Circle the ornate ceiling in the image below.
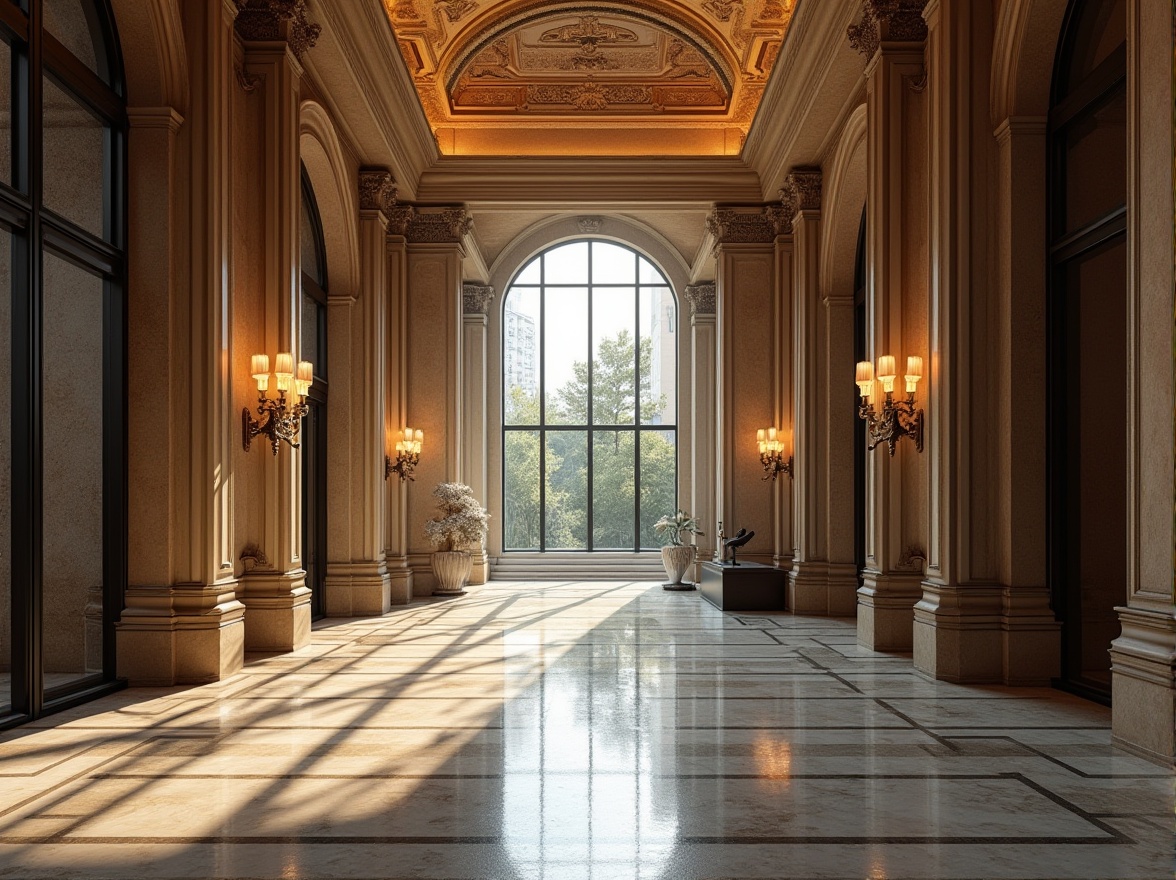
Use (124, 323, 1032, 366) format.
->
(383, 0, 795, 156)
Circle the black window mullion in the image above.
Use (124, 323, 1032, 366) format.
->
(586, 242, 593, 551)
(538, 254, 546, 552)
(632, 255, 640, 552)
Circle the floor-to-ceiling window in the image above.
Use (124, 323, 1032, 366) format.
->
(853, 209, 866, 585)
(0, 0, 127, 727)
(1047, 0, 1126, 703)
(300, 169, 327, 620)
(502, 240, 677, 552)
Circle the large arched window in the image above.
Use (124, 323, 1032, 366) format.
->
(0, 0, 127, 727)
(1047, 0, 1126, 703)
(503, 241, 677, 552)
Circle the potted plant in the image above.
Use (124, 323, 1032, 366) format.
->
(653, 509, 703, 591)
(424, 482, 490, 597)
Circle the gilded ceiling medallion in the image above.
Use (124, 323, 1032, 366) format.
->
(382, 0, 795, 156)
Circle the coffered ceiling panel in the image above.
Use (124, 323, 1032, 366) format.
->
(383, 0, 795, 156)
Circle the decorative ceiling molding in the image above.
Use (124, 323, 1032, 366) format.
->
(382, 0, 795, 156)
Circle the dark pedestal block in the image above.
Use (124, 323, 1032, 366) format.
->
(699, 561, 787, 611)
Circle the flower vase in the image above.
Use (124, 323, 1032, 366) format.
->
(661, 545, 697, 591)
(431, 550, 472, 597)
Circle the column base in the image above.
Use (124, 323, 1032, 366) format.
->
(857, 570, 922, 651)
(239, 570, 312, 652)
(115, 582, 245, 685)
(467, 550, 489, 586)
(912, 583, 1003, 681)
(1110, 605, 1176, 765)
(324, 561, 393, 617)
(410, 552, 436, 598)
(386, 556, 413, 606)
(1001, 585, 1061, 685)
(788, 561, 858, 616)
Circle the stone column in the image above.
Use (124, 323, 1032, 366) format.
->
(707, 208, 777, 568)
(767, 201, 795, 575)
(461, 283, 493, 585)
(405, 208, 470, 595)
(117, 0, 245, 684)
(384, 204, 415, 604)
(323, 170, 395, 616)
(231, 0, 321, 651)
(850, 0, 931, 651)
(685, 283, 717, 575)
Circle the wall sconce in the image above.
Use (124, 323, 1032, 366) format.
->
(243, 352, 312, 455)
(855, 355, 924, 456)
(757, 427, 793, 480)
(386, 427, 423, 481)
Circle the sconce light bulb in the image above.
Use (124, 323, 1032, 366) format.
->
(905, 355, 923, 380)
(251, 354, 270, 378)
(757, 429, 766, 443)
(414, 429, 424, 443)
(297, 361, 314, 386)
(274, 352, 294, 378)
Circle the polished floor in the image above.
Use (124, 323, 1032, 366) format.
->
(0, 580, 1171, 879)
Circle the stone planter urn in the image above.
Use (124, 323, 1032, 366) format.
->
(431, 550, 472, 597)
(661, 544, 697, 591)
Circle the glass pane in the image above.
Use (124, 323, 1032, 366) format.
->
(42, 251, 105, 692)
(0, 231, 9, 713)
(0, 39, 11, 186)
(640, 430, 677, 548)
(544, 287, 587, 425)
(641, 286, 675, 425)
(504, 287, 540, 425)
(513, 256, 541, 285)
(43, 76, 107, 239)
(638, 256, 662, 285)
(591, 241, 636, 284)
(504, 431, 541, 550)
(591, 287, 635, 425)
(592, 430, 634, 550)
(300, 292, 319, 373)
(300, 197, 321, 285)
(1064, 236, 1127, 691)
(544, 241, 588, 284)
(546, 430, 586, 549)
(1062, 84, 1126, 235)
(44, 0, 107, 83)
(1059, 0, 1125, 96)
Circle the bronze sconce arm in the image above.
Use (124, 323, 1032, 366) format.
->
(242, 353, 312, 455)
(757, 427, 794, 481)
(855, 355, 924, 456)
(385, 428, 423, 481)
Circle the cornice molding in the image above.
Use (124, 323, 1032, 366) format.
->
(683, 282, 716, 316)
(847, 0, 929, 60)
(462, 282, 495, 315)
(406, 206, 473, 244)
(358, 168, 398, 213)
(234, 0, 321, 59)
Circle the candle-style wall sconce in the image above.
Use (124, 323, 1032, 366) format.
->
(757, 427, 793, 480)
(855, 354, 924, 456)
(243, 352, 313, 455)
(386, 427, 423, 481)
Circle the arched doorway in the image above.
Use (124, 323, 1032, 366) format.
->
(501, 240, 678, 553)
(300, 168, 328, 620)
(0, 0, 127, 726)
(1046, 0, 1126, 702)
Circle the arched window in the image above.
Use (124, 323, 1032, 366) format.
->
(503, 241, 677, 552)
(1047, 0, 1126, 702)
(0, 0, 127, 726)
(300, 169, 328, 619)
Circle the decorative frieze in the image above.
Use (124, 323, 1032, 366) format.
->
(386, 206, 414, 237)
(577, 217, 603, 234)
(705, 208, 777, 246)
(684, 283, 716, 317)
(234, 0, 321, 60)
(847, 0, 928, 60)
(406, 207, 473, 243)
(358, 169, 398, 214)
(462, 283, 495, 315)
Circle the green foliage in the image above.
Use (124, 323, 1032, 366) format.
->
(504, 329, 675, 550)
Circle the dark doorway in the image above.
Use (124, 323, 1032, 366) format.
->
(853, 209, 867, 584)
(300, 171, 328, 620)
(1046, 0, 1127, 703)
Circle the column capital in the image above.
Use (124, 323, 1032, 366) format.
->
(462, 282, 495, 315)
(359, 168, 398, 215)
(847, 0, 928, 60)
(705, 207, 776, 249)
(406, 206, 473, 244)
(683, 283, 716, 316)
(234, 0, 321, 60)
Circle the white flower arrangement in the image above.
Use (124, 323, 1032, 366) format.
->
(424, 482, 490, 552)
(653, 509, 703, 547)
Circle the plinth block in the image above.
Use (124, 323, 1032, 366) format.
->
(700, 561, 786, 611)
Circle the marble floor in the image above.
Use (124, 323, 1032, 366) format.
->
(0, 580, 1171, 880)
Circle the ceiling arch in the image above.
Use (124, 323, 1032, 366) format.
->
(383, 0, 796, 156)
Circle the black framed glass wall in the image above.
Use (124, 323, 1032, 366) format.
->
(1046, 0, 1126, 703)
(300, 169, 327, 620)
(0, 0, 127, 727)
(502, 241, 677, 552)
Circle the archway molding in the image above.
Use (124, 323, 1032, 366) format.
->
(820, 102, 868, 303)
(299, 100, 360, 300)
